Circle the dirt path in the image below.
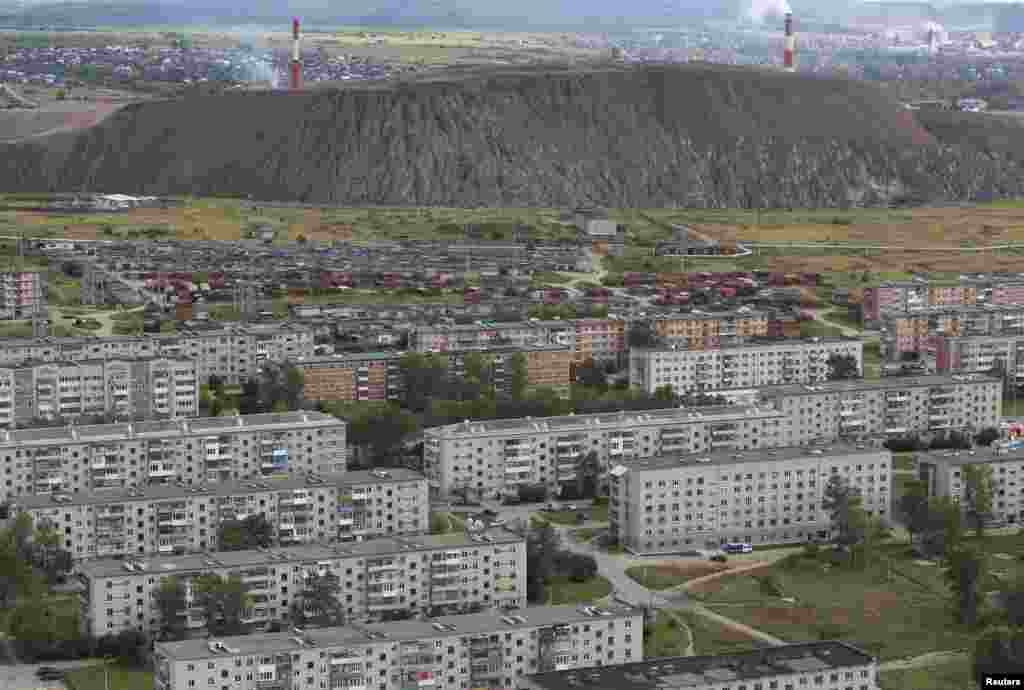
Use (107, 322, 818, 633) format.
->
(879, 650, 969, 671)
(812, 309, 861, 337)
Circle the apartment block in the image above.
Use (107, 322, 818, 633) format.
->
(0, 271, 44, 320)
(0, 357, 198, 426)
(917, 445, 1024, 526)
(712, 374, 1002, 445)
(929, 334, 1024, 377)
(411, 319, 628, 364)
(423, 406, 788, 501)
(863, 281, 976, 322)
(880, 305, 1024, 360)
(0, 412, 346, 500)
(522, 642, 879, 690)
(154, 604, 644, 690)
(629, 338, 864, 394)
(297, 353, 403, 403)
(411, 321, 575, 353)
(17, 468, 428, 560)
(78, 527, 525, 637)
(446, 345, 573, 396)
(650, 309, 768, 349)
(608, 444, 891, 554)
(572, 319, 627, 363)
(0, 322, 317, 385)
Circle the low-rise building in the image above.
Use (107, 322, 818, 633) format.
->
(917, 445, 1024, 526)
(154, 604, 644, 690)
(0, 357, 198, 426)
(423, 406, 788, 501)
(17, 468, 428, 560)
(608, 444, 891, 554)
(522, 642, 879, 690)
(297, 352, 404, 403)
(629, 338, 864, 394)
(0, 411, 346, 500)
(864, 281, 977, 323)
(928, 334, 1024, 379)
(710, 374, 1002, 445)
(78, 527, 525, 637)
(880, 305, 1024, 360)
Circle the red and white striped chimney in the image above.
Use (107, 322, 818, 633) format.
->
(783, 12, 795, 71)
(290, 17, 302, 90)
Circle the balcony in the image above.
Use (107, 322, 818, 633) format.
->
(368, 561, 399, 572)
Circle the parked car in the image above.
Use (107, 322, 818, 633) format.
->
(565, 504, 578, 511)
(35, 667, 60, 677)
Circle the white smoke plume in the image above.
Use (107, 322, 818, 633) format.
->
(746, 0, 792, 23)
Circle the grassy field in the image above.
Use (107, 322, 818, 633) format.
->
(569, 528, 601, 543)
(863, 338, 882, 380)
(625, 562, 728, 591)
(893, 453, 915, 471)
(823, 308, 863, 331)
(800, 320, 848, 338)
(678, 610, 771, 657)
(1002, 396, 1024, 417)
(541, 503, 609, 525)
(545, 576, 612, 605)
(877, 658, 974, 690)
(693, 533, 1024, 661)
(644, 610, 691, 658)
(64, 664, 153, 690)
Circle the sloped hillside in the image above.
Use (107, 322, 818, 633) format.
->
(1, 63, 1024, 207)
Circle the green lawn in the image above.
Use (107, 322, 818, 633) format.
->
(800, 320, 847, 338)
(824, 308, 863, 331)
(697, 535, 1024, 661)
(862, 338, 882, 380)
(570, 528, 601, 543)
(644, 610, 691, 658)
(64, 664, 153, 690)
(1002, 396, 1024, 417)
(542, 503, 608, 525)
(877, 658, 974, 690)
(545, 576, 612, 605)
(678, 610, 770, 657)
(626, 565, 702, 591)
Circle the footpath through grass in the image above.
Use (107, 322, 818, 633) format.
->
(694, 534, 1024, 661)
(644, 610, 691, 658)
(878, 658, 974, 690)
(64, 664, 153, 690)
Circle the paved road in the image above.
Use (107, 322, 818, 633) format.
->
(0, 659, 99, 690)
(879, 650, 969, 672)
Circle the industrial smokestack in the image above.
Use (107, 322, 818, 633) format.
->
(290, 17, 302, 90)
(783, 12, 795, 72)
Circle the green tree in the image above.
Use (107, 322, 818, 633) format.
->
(961, 464, 994, 538)
(193, 573, 251, 636)
(822, 474, 863, 548)
(946, 546, 984, 627)
(826, 353, 861, 380)
(154, 577, 188, 641)
(575, 358, 607, 390)
(898, 478, 931, 548)
(653, 384, 675, 402)
(526, 523, 560, 603)
(219, 514, 275, 551)
(509, 352, 529, 400)
(576, 450, 601, 500)
(291, 571, 345, 628)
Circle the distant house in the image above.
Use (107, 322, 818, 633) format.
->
(656, 225, 720, 256)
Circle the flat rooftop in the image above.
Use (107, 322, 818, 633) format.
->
(79, 526, 520, 579)
(0, 322, 315, 348)
(157, 603, 640, 661)
(632, 336, 861, 353)
(16, 468, 424, 510)
(916, 444, 1024, 467)
(425, 405, 786, 438)
(0, 411, 343, 447)
(729, 374, 999, 398)
(524, 643, 875, 690)
(612, 443, 889, 474)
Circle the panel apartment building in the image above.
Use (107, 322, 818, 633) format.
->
(411, 319, 627, 364)
(0, 322, 316, 385)
(297, 345, 573, 402)
(650, 309, 769, 349)
(710, 374, 1002, 444)
(522, 642, 880, 690)
(863, 281, 978, 323)
(880, 305, 1024, 360)
(0, 412, 346, 500)
(154, 604, 644, 690)
(17, 468, 428, 560)
(79, 527, 525, 637)
(917, 445, 1024, 526)
(929, 333, 1024, 377)
(0, 357, 198, 426)
(0, 270, 44, 320)
(608, 444, 891, 554)
(629, 338, 864, 394)
(423, 406, 788, 500)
